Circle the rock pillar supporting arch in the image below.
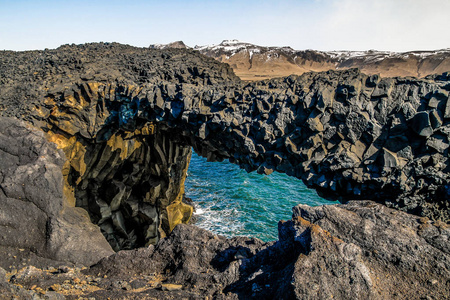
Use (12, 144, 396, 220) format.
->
(45, 90, 195, 249)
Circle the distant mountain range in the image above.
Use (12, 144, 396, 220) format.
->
(150, 40, 450, 80)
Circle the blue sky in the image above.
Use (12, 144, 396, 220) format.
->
(1, 0, 449, 51)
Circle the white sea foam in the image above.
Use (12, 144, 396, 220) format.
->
(195, 208, 205, 215)
(193, 202, 245, 238)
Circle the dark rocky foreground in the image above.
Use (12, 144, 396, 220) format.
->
(1, 201, 449, 299)
(0, 43, 449, 298)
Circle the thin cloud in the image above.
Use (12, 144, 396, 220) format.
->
(315, 0, 450, 51)
(0, 0, 448, 51)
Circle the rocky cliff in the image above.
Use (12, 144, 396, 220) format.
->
(0, 43, 449, 298)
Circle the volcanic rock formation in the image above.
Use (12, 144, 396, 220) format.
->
(0, 43, 449, 253)
(0, 43, 449, 298)
(0, 117, 114, 268)
(1, 43, 239, 252)
(83, 201, 450, 299)
(1, 201, 448, 299)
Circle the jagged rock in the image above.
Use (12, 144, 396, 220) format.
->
(445, 96, 450, 119)
(291, 201, 450, 299)
(80, 201, 449, 299)
(426, 135, 449, 153)
(0, 118, 113, 269)
(380, 147, 403, 170)
(430, 109, 443, 128)
(411, 111, 434, 137)
(372, 78, 394, 98)
(306, 114, 324, 132)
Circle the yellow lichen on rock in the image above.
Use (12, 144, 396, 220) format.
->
(136, 123, 155, 136)
(165, 156, 192, 232)
(42, 84, 194, 247)
(166, 200, 193, 232)
(46, 131, 82, 207)
(106, 132, 143, 161)
(68, 139, 88, 177)
(87, 82, 103, 96)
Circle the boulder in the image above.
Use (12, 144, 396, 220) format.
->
(411, 111, 433, 137)
(445, 96, 450, 119)
(0, 118, 113, 270)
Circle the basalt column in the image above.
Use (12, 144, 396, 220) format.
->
(39, 79, 195, 251)
(48, 126, 192, 251)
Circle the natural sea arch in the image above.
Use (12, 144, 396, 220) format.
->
(38, 70, 450, 250)
(1, 44, 449, 250)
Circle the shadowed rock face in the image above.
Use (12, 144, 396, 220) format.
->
(0, 43, 449, 253)
(0, 117, 114, 268)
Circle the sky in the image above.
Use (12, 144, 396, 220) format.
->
(1, 0, 449, 52)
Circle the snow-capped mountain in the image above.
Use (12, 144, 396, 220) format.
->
(194, 39, 295, 58)
(151, 40, 450, 80)
(149, 41, 189, 50)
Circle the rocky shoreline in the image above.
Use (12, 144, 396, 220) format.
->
(1, 201, 449, 299)
(0, 43, 449, 298)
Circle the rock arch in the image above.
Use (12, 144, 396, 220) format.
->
(1, 43, 449, 250)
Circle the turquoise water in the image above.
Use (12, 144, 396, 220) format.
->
(185, 151, 334, 242)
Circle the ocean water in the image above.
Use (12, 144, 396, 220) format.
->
(185, 151, 334, 242)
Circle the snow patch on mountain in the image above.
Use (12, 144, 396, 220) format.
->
(149, 40, 450, 75)
(194, 40, 295, 58)
(193, 40, 450, 63)
(195, 40, 261, 54)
